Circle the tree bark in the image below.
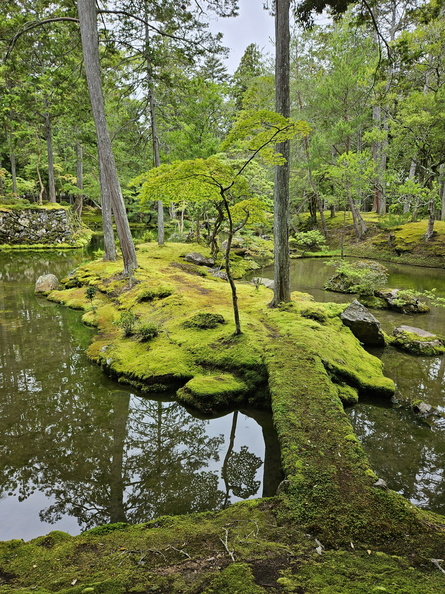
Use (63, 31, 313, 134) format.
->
(77, 0, 137, 274)
(145, 22, 164, 246)
(222, 192, 242, 336)
(99, 155, 117, 261)
(74, 141, 84, 218)
(272, 0, 291, 306)
(44, 110, 57, 203)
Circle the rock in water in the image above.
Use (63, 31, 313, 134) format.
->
(35, 273, 59, 295)
(340, 299, 385, 347)
(393, 325, 445, 356)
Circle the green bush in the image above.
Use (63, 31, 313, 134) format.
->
(325, 260, 388, 296)
(290, 230, 327, 255)
(136, 321, 160, 341)
(114, 311, 138, 336)
(141, 230, 155, 242)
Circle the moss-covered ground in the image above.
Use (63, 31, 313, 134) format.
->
(3, 241, 445, 592)
(305, 212, 445, 268)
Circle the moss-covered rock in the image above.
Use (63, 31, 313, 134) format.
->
(391, 325, 445, 356)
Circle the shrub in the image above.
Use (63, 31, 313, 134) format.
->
(85, 285, 97, 306)
(114, 311, 137, 336)
(325, 260, 388, 296)
(136, 321, 160, 341)
(290, 230, 327, 255)
(141, 230, 155, 242)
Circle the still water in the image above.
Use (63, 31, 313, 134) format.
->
(0, 250, 282, 541)
(255, 257, 445, 516)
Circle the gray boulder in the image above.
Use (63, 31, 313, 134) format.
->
(35, 273, 59, 295)
(340, 299, 385, 347)
(251, 277, 275, 290)
(183, 252, 215, 267)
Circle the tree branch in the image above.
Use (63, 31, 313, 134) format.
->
(3, 18, 79, 61)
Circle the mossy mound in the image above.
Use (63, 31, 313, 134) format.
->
(177, 373, 249, 413)
(183, 312, 226, 329)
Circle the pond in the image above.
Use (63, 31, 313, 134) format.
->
(0, 249, 282, 541)
(252, 257, 445, 515)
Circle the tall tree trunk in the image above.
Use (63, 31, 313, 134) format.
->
(10, 151, 17, 195)
(99, 156, 117, 261)
(272, 0, 291, 306)
(109, 391, 130, 524)
(425, 198, 435, 241)
(74, 141, 84, 218)
(404, 160, 417, 214)
(440, 165, 445, 221)
(44, 110, 57, 203)
(145, 22, 164, 246)
(77, 0, 137, 275)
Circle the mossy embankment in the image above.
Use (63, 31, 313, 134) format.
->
(3, 241, 445, 592)
(310, 212, 445, 267)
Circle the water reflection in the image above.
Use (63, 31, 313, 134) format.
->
(0, 250, 281, 541)
(349, 400, 445, 516)
(251, 257, 445, 514)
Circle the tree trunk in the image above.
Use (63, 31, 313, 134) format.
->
(44, 110, 57, 203)
(425, 198, 435, 241)
(77, 0, 137, 275)
(74, 142, 84, 218)
(295, 50, 328, 239)
(109, 391, 130, 524)
(404, 160, 417, 214)
(99, 156, 117, 261)
(272, 0, 291, 306)
(440, 164, 445, 221)
(148, 88, 164, 244)
(145, 23, 164, 246)
(222, 192, 242, 335)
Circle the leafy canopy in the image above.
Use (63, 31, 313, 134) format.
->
(133, 110, 310, 210)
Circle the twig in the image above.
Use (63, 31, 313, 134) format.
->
(220, 528, 235, 562)
(432, 559, 445, 574)
(165, 545, 191, 559)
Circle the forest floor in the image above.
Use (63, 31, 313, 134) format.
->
(2, 241, 445, 593)
(309, 212, 445, 268)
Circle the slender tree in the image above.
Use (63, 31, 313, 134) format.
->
(77, 0, 137, 274)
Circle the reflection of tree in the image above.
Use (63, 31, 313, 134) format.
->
(221, 411, 262, 507)
(0, 251, 283, 535)
(348, 402, 445, 515)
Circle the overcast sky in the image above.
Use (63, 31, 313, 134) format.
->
(209, 0, 275, 72)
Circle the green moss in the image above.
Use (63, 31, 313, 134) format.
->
(335, 383, 359, 405)
(391, 329, 445, 356)
(39, 240, 445, 577)
(203, 563, 266, 593)
(183, 312, 226, 329)
(177, 374, 249, 412)
(277, 550, 445, 593)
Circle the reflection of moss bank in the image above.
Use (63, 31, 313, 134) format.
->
(18, 241, 445, 592)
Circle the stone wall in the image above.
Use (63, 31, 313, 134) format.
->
(0, 207, 77, 245)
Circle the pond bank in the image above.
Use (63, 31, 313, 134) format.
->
(3, 242, 445, 592)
